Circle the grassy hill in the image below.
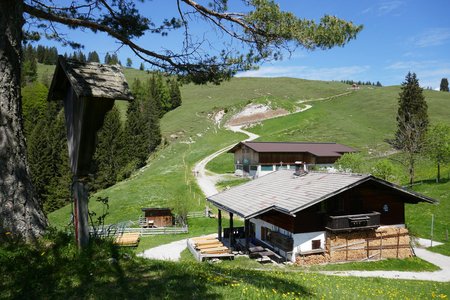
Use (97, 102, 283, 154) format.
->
(41, 63, 450, 250)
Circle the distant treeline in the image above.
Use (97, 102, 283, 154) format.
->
(341, 80, 382, 87)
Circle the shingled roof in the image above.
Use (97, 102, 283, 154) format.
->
(207, 170, 436, 219)
(228, 141, 357, 157)
(48, 56, 133, 101)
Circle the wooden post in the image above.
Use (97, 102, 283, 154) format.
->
(218, 209, 222, 241)
(380, 232, 383, 259)
(431, 214, 434, 247)
(366, 238, 369, 259)
(244, 219, 250, 252)
(73, 176, 89, 249)
(345, 236, 348, 261)
(229, 212, 234, 248)
(396, 230, 400, 258)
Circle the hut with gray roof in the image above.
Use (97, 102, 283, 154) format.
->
(207, 169, 436, 263)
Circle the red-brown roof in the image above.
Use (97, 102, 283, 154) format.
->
(228, 141, 357, 157)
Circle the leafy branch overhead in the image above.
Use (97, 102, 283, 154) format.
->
(24, 0, 363, 83)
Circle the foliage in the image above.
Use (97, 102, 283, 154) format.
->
(139, 62, 144, 71)
(425, 123, 450, 182)
(21, 81, 49, 135)
(390, 72, 429, 185)
(87, 51, 100, 63)
(91, 106, 126, 190)
(27, 105, 72, 213)
(21, 45, 38, 85)
(168, 78, 182, 110)
(335, 153, 365, 173)
(440, 78, 449, 92)
(126, 57, 132, 67)
(124, 79, 161, 167)
(371, 159, 397, 181)
(104, 53, 120, 65)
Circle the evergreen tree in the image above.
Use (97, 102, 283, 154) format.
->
(168, 79, 182, 109)
(21, 82, 48, 135)
(126, 57, 132, 67)
(21, 52, 37, 85)
(87, 51, 100, 62)
(27, 104, 71, 213)
(124, 79, 162, 168)
(104, 53, 111, 64)
(391, 72, 428, 185)
(440, 78, 449, 92)
(139, 62, 144, 71)
(92, 106, 125, 190)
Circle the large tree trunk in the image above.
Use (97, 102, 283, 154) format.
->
(0, 0, 47, 241)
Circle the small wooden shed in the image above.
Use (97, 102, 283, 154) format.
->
(48, 56, 133, 247)
(141, 208, 174, 227)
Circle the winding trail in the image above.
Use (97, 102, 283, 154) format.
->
(193, 125, 260, 197)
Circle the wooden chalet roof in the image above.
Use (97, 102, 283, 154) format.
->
(207, 170, 436, 219)
(48, 56, 133, 101)
(227, 142, 357, 157)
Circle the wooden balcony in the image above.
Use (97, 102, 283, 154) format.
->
(325, 212, 381, 232)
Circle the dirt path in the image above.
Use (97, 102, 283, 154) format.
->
(193, 125, 259, 197)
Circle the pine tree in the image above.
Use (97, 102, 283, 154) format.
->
(87, 51, 100, 63)
(126, 57, 132, 67)
(391, 72, 428, 185)
(440, 78, 449, 92)
(169, 79, 182, 109)
(139, 62, 144, 71)
(104, 53, 111, 64)
(92, 106, 125, 190)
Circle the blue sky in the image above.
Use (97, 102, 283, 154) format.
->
(37, 0, 450, 88)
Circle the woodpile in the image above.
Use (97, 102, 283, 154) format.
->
(295, 227, 413, 266)
(114, 233, 140, 247)
(191, 236, 231, 255)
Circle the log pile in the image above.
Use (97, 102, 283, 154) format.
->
(191, 236, 231, 255)
(114, 233, 140, 247)
(295, 227, 413, 266)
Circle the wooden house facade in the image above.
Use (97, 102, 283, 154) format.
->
(141, 208, 174, 227)
(207, 170, 436, 262)
(227, 142, 357, 177)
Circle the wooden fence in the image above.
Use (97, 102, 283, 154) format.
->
(90, 225, 188, 237)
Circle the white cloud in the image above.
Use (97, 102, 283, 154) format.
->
(386, 60, 439, 70)
(378, 1, 404, 15)
(411, 28, 450, 48)
(236, 65, 370, 81)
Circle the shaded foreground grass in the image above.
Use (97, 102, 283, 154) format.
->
(1, 232, 448, 299)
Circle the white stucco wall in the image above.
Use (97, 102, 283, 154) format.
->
(292, 231, 326, 260)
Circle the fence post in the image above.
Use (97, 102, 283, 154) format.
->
(431, 214, 434, 247)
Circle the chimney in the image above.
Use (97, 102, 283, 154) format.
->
(294, 161, 307, 176)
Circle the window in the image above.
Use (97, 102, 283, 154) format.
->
(261, 165, 273, 171)
(261, 226, 271, 241)
(250, 165, 258, 171)
(312, 239, 321, 250)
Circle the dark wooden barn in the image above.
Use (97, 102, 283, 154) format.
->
(141, 208, 174, 228)
(207, 170, 436, 263)
(228, 141, 357, 177)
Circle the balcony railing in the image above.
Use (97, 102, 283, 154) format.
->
(325, 211, 381, 232)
